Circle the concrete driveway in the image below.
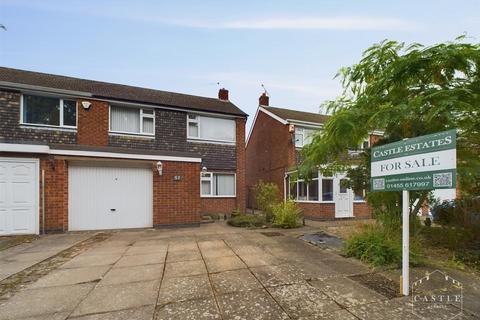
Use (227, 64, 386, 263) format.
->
(0, 223, 477, 319)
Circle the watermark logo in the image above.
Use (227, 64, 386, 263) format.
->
(411, 270, 463, 319)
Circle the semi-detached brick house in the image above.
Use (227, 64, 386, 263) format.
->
(246, 93, 382, 220)
(0, 67, 247, 235)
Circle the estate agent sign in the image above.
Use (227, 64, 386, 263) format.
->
(370, 129, 457, 297)
(371, 129, 456, 191)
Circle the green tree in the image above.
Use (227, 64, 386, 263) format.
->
(300, 36, 480, 216)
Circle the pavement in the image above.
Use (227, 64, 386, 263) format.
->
(0, 222, 478, 320)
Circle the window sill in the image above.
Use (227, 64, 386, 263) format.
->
(20, 124, 77, 132)
(201, 195, 236, 198)
(188, 137, 235, 145)
(109, 132, 155, 139)
(294, 200, 335, 204)
(353, 200, 366, 203)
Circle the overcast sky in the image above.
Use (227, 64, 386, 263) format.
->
(1, 0, 479, 130)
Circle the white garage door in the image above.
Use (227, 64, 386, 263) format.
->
(69, 163, 153, 231)
(0, 158, 39, 235)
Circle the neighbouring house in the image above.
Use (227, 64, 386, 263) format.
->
(246, 93, 382, 220)
(0, 67, 247, 235)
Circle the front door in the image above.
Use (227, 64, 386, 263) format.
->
(335, 176, 353, 218)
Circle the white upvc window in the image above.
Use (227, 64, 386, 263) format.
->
(287, 171, 335, 203)
(294, 127, 317, 148)
(200, 172, 236, 197)
(109, 105, 155, 135)
(20, 94, 77, 128)
(187, 114, 236, 143)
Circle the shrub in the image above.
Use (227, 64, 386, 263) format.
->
(271, 200, 302, 228)
(227, 214, 265, 228)
(254, 181, 281, 222)
(344, 223, 423, 267)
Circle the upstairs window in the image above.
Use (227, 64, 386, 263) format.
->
(187, 114, 235, 143)
(110, 106, 155, 135)
(294, 127, 317, 148)
(22, 94, 77, 128)
(201, 172, 236, 197)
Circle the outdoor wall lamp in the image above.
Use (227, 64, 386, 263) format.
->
(156, 161, 163, 176)
(81, 101, 91, 110)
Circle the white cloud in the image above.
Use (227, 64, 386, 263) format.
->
(1, 1, 416, 32)
(169, 16, 416, 31)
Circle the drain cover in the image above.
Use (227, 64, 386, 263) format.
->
(260, 232, 284, 237)
(301, 232, 343, 249)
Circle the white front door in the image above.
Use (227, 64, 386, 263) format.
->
(335, 176, 353, 218)
(69, 163, 153, 231)
(0, 158, 39, 235)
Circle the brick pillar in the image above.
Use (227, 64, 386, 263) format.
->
(77, 99, 109, 146)
(236, 118, 247, 213)
(41, 158, 68, 232)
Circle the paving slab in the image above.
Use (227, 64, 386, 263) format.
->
(0, 283, 94, 320)
(211, 269, 262, 294)
(125, 245, 168, 256)
(59, 253, 122, 269)
(168, 241, 198, 252)
(267, 282, 341, 318)
(69, 305, 155, 320)
(71, 280, 160, 316)
(4, 250, 61, 263)
(164, 260, 207, 278)
(204, 255, 246, 273)
(320, 257, 371, 275)
(99, 264, 163, 286)
(167, 250, 202, 263)
(29, 265, 110, 288)
(15, 312, 70, 320)
(80, 246, 128, 256)
(114, 252, 166, 267)
(201, 248, 235, 259)
(298, 309, 358, 320)
(251, 264, 310, 287)
(238, 253, 282, 267)
(157, 274, 213, 305)
(155, 297, 221, 320)
(197, 240, 228, 250)
(310, 276, 387, 308)
(217, 289, 289, 320)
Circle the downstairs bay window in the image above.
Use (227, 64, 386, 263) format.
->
(201, 172, 236, 197)
(287, 172, 335, 203)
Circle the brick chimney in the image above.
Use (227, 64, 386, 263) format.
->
(259, 92, 269, 106)
(218, 88, 229, 101)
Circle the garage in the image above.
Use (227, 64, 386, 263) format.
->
(68, 162, 153, 231)
(0, 158, 39, 235)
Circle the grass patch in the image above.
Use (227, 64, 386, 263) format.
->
(344, 222, 424, 267)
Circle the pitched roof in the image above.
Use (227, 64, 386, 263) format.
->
(264, 106, 330, 124)
(0, 67, 247, 117)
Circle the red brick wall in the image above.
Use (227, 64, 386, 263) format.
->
(297, 202, 372, 220)
(235, 118, 246, 212)
(77, 99, 109, 146)
(246, 110, 292, 207)
(201, 198, 236, 214)
(353, 202, 372, 218)
(298, 203, 336, 219)
(41, 158, 68, 232)
(153, 161, 201, 225)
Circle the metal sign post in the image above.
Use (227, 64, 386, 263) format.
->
(402, 190, 409, 295)
(370, 129, 457, 296)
